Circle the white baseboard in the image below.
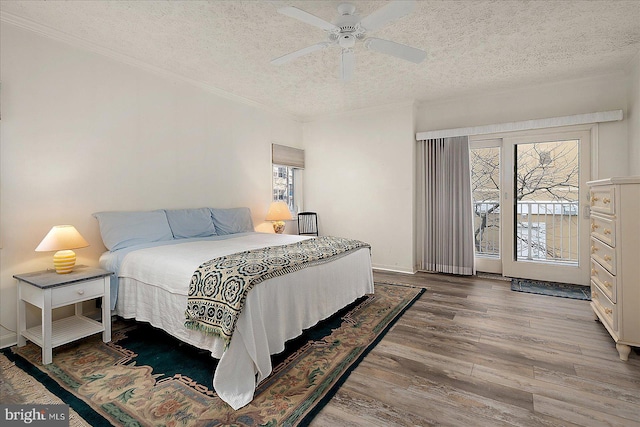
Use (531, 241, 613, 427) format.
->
(0, 332, 17, 349)
(372, 265, 416, 275)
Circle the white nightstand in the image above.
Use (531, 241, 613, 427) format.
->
(15, 265, 112, 364)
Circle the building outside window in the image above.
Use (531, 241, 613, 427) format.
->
(272, 143, 304, 216)
(273, 165, 295, 212)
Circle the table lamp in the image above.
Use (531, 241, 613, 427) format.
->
(35, 225, 89, 274)
(265, 201, 293, 234)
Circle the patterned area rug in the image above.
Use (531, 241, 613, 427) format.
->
(0, 354, 89, 426)
(3, 282, 423, 426)
(511, 278, 591, 300)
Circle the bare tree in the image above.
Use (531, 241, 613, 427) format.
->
(515, 142, 579, 202)
(471, 148, 500, 254)
(472, 141, 580, 260)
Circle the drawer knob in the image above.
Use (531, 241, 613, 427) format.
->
(603, 198, 611, 204)
(591, 246, 598, 253)
(77, 290, 85, 295)
(604, 308, 613, 315)
(593, 291, 598, 299)
(591, 223, 600, 230)
(604, 255, 612, 261)
(591, 269, 598, 275)
(604, 229, 611, 235)
(592, 196, 599, 202)
(604, 281, 612, 288)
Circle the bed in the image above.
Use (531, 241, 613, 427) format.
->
(95, 207, 374, 409)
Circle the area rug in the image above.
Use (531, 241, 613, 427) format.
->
(0, 353, 90, 426)
(3, 282, 423, 426)
(511, 278, 590, 300)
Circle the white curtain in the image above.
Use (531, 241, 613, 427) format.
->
(417, 136, 475, 275)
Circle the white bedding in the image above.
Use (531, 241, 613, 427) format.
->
(112, 232, 374, 409)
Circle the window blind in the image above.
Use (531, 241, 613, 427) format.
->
(272, 143, 304, 169)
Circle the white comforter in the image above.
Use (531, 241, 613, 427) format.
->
(113, 233, 373, 409)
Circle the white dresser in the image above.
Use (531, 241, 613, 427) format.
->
(588, 177, 640, 360)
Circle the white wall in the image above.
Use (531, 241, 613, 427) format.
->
(0, 24, 303, 346)
(628, 52, 640, 175)
(416, 73, 630, 180)
(303, 104, 416, 273)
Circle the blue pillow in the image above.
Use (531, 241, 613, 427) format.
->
(165, 208, 217, 239)
(210, 207, 254, 235)
(93, 210, 173, 251)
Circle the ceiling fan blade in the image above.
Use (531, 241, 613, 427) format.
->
(359, 0, 416, 32)
(278, 6, 339, 32)
(271, 42, 329, 65)
(364, 37, 426, 64)
(341, 49, 355, 82)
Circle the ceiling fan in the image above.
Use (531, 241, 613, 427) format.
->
(271, 0, 426, 82)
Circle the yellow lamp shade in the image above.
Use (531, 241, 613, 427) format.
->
(266, 202, 293, 234)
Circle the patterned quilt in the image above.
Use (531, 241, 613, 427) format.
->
(184, 236, 370, 346)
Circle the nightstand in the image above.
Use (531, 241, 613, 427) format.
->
(14, 265, 112, 364)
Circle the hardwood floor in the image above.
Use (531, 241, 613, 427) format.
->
(310, 271, 640, 427)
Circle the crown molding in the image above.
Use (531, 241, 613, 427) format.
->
(0, 11, 301, 123)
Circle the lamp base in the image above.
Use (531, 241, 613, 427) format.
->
(53, 250, 76, 274)
(272, 221, 286, 234)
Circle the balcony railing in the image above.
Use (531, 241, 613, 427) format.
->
(474, 201, 579, 264)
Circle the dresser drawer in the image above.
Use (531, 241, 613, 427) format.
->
(590, 186, 615, 215)
(51, 278, 105, 307)
(591, 282, 617, 333)
(590, 237, 616, 275)
(590, 260, 617, 302)
(590, 214, 616, 247)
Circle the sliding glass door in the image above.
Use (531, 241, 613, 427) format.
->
(470, 139, 502, 274)
(471, 127, 592, 284)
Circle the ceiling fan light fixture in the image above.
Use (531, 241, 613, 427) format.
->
(339, 34, 356, 49)
(272, 1, 425, 81)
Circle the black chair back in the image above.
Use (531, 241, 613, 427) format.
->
(297, 212, 318, 236)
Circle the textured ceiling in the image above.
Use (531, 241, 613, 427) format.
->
(1, 0, 640, 120)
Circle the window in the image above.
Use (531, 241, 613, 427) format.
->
(470, 144, 501, 259)
(271, 144, 304, 214)
(272, 165, 296, 211)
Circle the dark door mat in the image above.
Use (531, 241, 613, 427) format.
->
(511, 278, 591, 300)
